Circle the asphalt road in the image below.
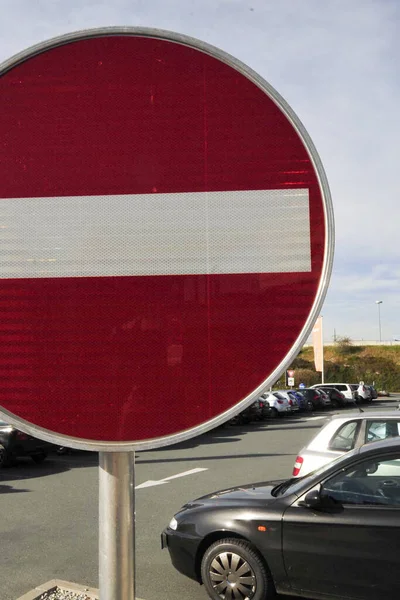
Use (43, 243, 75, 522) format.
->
(1, 397, 399, 600)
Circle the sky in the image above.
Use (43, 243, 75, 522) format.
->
(0, 0, 398, 342)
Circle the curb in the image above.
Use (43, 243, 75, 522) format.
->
(16, 580, 99, 600)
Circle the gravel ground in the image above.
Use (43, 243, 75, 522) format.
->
(38, 588, 96, 600)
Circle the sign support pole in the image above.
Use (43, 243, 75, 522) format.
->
(99, 451, 136, 600)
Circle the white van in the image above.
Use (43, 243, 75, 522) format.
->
(310, 383, 357, 404)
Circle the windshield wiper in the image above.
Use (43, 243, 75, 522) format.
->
(271, 478, 299, 497)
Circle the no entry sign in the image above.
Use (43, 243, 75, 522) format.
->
(0, 28, 333, 450)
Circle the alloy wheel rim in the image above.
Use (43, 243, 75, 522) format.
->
(209, 551, 256, 599)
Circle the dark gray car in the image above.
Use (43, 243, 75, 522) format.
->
(162, 438, 400, 600)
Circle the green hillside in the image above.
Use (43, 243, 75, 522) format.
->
(277, 342, 400, 392)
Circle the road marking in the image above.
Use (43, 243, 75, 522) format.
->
(136, 467, 208, 489)
(306, 416, 327, 421)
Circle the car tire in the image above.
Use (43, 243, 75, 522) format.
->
(306, 400, 313, 412)
(201, 538, 275, 600)
(1, 449, 16, 467)
(31, 452, 47, 464)
(270, 407, 279, 418)
(0, 445, 5, 469)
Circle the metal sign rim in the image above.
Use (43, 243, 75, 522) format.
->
(0, 26, 335, 451)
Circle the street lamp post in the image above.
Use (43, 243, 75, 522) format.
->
(375, 300, 383, 343)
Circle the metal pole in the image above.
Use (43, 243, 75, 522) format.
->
(99, 451, 136, 600)
(378, 303, 382, 343)
(321, 316, 325, 384)
(376, 300, 383, 343)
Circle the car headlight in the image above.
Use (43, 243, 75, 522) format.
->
(169, 516, 178, 530)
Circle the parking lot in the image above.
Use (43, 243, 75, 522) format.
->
(1, 396, 399, 600)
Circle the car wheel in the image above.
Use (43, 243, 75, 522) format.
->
(270, 407, 279, 418)
(305, 400, 313, 412)
(31, 452, 47, 464)
(1, 449, 16, 467)
(201, 538, 275, 600)
(0, 445, 5, 469)
(57, 447, 71, 455)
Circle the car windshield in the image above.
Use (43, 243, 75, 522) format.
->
(271, 451, 355, 497)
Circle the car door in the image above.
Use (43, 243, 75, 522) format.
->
(282, 452, 400, 599)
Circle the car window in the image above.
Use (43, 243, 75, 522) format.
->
(321, 454, 400, 506)
(365, 421, 400, 444)
(333, 384, 346, 391)
(329, 421, 359, 451)
(350, 384, 358, 391)
(273, 392, 285, 400)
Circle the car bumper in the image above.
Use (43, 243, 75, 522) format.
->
(161, 527, 201, 582)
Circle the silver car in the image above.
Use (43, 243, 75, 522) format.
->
(260, 391, 293, 417)
(292, 411, 400, 477)
(274, 390, 301, 412)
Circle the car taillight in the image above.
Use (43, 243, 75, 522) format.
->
(313, 393, 319, 400)
(289, 398, 293, 406)
(16, 431, 28, 441)
(293, 456, 304, 476)
(340, 393, 345, 398)
(277, 399, 284, 404)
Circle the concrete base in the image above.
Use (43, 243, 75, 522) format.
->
(16, 580, 99, 600)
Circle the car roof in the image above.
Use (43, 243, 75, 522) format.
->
(312, 383, 350, 386)
(328, 410, 400, 422)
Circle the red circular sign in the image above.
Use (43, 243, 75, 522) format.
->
(0, 29, 333, 449)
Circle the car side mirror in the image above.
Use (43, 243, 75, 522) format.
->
(303, 489, 321, 508)
(365, 463, 378, 475)
(300, 487, 343, 511)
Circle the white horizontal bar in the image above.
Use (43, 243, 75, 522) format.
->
(0, 189, 311, 278)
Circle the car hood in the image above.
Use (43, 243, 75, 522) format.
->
(181, 479, 285, 510)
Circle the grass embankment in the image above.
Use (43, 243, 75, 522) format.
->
(279, 345, 400, 392)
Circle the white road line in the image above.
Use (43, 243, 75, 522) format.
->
(306, 416, 327, 421)
(162, 467, 208, 481)
(136, 467, 208, 489)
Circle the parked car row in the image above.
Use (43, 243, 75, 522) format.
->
(229, 381, 380, 426)
(229, 390, 302, 424)
(312, 382, 378, 404)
